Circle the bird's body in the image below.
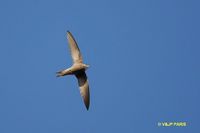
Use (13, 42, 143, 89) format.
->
(57, 31, 90, 110)
(57, 63, 89, 76)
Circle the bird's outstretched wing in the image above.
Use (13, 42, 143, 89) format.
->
(67, 31, 83, 63)
(75, 71, 90, 110)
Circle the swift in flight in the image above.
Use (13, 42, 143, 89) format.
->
(57, 31, 90, 110)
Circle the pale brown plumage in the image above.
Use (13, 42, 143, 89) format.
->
(57, 31, 90, 110)
(67, 31, 83, 64)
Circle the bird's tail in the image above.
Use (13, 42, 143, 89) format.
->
(56, 71, 63, 77)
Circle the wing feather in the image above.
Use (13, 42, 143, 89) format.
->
(75, 71, 90, 110)
(67, 31, 83, 63)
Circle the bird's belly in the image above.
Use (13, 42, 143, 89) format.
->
(71, 68, 85, 74)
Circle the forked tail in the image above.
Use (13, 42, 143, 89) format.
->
(56, 71, 63, 77)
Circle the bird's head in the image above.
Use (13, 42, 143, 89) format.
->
(83, 64, 90, 69)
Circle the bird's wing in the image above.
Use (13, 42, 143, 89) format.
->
(75, 71, 90, 110)
(67, 31, 83, 63)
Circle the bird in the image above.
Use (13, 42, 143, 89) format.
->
(56, 31, 90, 110)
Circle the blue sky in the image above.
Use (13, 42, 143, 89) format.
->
(0, 0, 199, 132)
